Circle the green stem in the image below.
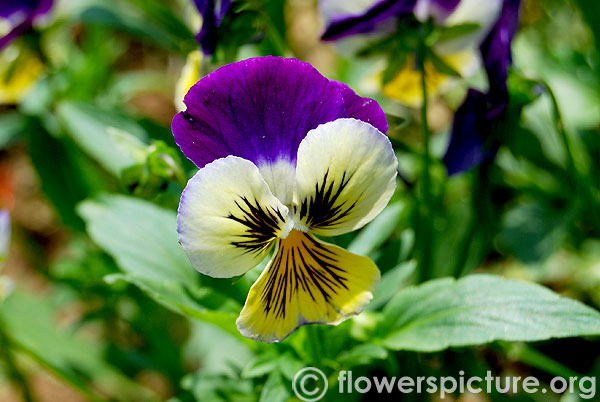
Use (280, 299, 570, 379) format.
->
(416, 39, 434, 283)
(451, 170, 478, 278)
(546, 83, 600, 229)
(0, 318, 35, 402)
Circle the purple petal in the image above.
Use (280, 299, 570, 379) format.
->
(173, 56, 388, 169)
(480, 0, 521, 113)
(0, 0, 35, 18)
(0, 0, 53, 50)
(193, 0, 232, 55)
(322, 0, 417, 41)
(333, 80, 388, 133)
(0, 20, 31, 50)
(442, 89, 488, 175)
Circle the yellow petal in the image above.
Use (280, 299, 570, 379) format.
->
(174, 50, 202, 111)
(237, 229, 380, 342)
(382, 51, 478, 107)
(0, 50, 44, 105)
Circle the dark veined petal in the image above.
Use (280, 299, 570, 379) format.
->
(172, 56, 387, 202)
(321, 0, 417, 41)
(177, 156, 292, 278)
(442, 89, 489, 175)
(237, 230, 379, 342)
(292, 118, 397, 236)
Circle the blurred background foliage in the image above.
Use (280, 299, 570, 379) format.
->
(0, 0, 599, 401)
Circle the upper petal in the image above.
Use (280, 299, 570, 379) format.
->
(172, 56, 388, 203)
(177, 155, 291, 278)
(173, 56, 345, 169)
(334, 80, 388, 133)
(293, 118, 397, 236)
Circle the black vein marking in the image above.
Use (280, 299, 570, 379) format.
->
(227, 196, 285, 254)
(296, 169, 358, 229)
(259, 232, 349, 320)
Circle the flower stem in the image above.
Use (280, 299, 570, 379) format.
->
(546, 83, 600, 229)
(416, 38, 434, 283)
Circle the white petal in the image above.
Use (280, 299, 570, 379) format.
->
(292, 118, 397, 236)
(178, 156, 292, 278)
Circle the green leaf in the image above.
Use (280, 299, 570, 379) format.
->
(348, 201, 406, 256)
(56, 101, 149, 177)
(79, 195, 254, 346)
(368, 260, 416, 310)
(0, 289, 159, 401)
(495, 201, 574, 263)
(0, 112, 26, 149)
(242, 350, 279, 379)
(436, 23, 480, 42)
(27, 120, 106, 230)
(337, 344, 388, 367)
(260, 371, 289, 402)
(78, 195, 193, 283)
(377, 274, 600, 352)
(428, 50, 461, 78)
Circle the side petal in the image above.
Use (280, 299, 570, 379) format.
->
(177, 156, 291, 278)
(237, 230, 379, 342)
(293, 118, 397, 236)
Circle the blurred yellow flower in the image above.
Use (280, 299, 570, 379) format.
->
(174, 50, 202, 111)
(0, 49, 44, 104)
(382, 50, 478, 107)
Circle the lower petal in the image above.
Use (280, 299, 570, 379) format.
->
(237, 230, 380, 342)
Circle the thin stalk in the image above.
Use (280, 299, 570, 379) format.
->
(0, 318, 35, 402)
(416, 40, 434, 283)
(451, 170, 478, 278)
(546, 83, 600, 229)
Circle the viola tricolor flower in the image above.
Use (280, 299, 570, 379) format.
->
(442, 0, 521, 175)
(173, 56, 397, 342)
(192, 0, 231, 55)
(0, 0, 53, 50)
(320, 0, 503, 107)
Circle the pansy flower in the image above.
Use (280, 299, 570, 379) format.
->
(173, 56, 397, 342)
(443, 0, 521, 175)
(0, 0, 53, 50)
(192, 0, 231, 55)
(320, 0, 503, 107)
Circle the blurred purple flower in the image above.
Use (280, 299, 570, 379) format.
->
(0, 0, 53, 50)
(443, 0, 521, 175)
(193, 0, 231, 55)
